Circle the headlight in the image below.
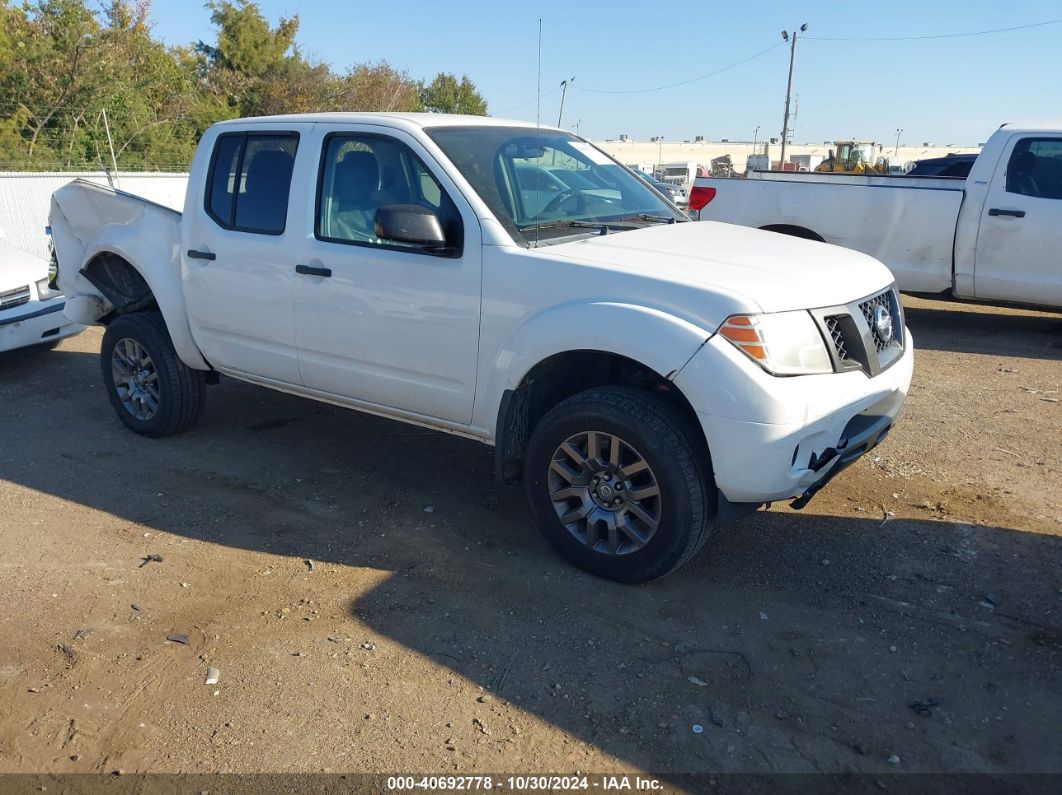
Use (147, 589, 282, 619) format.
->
(718, 311, 833, 375)
(35, 278, 62, 300)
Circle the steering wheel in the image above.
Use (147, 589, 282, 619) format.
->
(542, 188, 587, 214)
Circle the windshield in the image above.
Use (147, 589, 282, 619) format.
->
(426, 126, 686, 245)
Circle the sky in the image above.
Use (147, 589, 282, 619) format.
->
(147, 0, 1062, 145)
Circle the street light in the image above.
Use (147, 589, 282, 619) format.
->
(753, 125, 760, 151)
(894, 127, 903, 156)
(779, 23, 807, 170)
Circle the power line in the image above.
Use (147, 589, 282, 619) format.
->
(804, 16, 1062, 41)
(493, 85, 561, 116)
(573, 41, 785, 95)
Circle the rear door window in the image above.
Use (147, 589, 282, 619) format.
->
(206, 132, 299, 234)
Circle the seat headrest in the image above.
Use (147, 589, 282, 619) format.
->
(335, 150, 380, 202)
(1013, 150, 1037, 173)
(244, 149, 294, 194)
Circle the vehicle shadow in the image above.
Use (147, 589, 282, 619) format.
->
(2, 345, 1061, 775)
(902, 299, 1062, 360)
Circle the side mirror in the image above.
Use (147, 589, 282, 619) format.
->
(375, 204, 448, 250)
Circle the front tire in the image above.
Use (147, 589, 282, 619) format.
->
(101, 311, 206, 437)
(525, 386, 715, 583)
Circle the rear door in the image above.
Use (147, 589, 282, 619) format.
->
(974, 135, 1062, 306)
(290, 124, 482, 424)
(181, 124, 313, 384)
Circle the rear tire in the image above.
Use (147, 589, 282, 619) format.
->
(100, 311, 206, 437)
(525, 386, 715, 583)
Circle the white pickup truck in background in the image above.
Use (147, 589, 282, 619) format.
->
(50, 113, 912, 582)
(689, 123, 1062, 311)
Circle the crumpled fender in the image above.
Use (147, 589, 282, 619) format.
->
(476, 300, 711, 437)
(50, 181, 209, 371)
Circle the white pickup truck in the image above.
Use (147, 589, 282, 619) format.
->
(689, 123, 1062, 310)
(50, 113, 913, 582)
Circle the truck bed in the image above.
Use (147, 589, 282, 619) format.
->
(49, 179, 208, 370)
(51, 179, 182, 297)
(693, 173, 967, 294)
(745, 170, 964, 189)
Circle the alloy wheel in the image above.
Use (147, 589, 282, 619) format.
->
(547, 430, 661, 556)
(111, 337, 160, 421)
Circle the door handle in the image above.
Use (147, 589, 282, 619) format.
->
(295, 264, 332, 277)
(988, 208, 1025, 218)
(187, 249, 216, 260)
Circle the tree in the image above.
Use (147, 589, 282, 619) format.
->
(0, 0, 487, 170)
(96, 1, 212, 168)
(195, 3, 425, 116)
(338, 61, 422, 112)
(0, 0, 214, 169)
(0, 0, 104, 161)
(420, 72, 487, 115)
(195, 0, 302, 116)
(196, 0, 297, 78)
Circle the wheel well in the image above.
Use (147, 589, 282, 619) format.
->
(81, 251, 157, 322)
(495, 350, 705, 484)
(759, 224, 825, 242)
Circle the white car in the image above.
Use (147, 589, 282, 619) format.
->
(50, 113, 913, 582)
(0, 237, 83, 354)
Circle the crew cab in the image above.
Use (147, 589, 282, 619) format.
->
(50, 113, 913, 582)
(689, 124, 1062, 310)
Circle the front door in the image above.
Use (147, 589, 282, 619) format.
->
(181, 125, 311, 384)
(974, 135, 1062, 307)
(292, 126, 482, 424)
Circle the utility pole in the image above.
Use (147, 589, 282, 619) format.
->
(557, 76, 575, 127)
(779, 23, 807, 171)
(894, 127, 903, 156)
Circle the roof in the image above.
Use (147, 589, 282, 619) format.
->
(212, 112, 561, 132)
(997, 121, 1062, 133)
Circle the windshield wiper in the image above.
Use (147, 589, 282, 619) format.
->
(612, 213, 678, 224)
(518, 219, 611, 235)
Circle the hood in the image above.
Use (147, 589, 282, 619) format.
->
(1, 243, 48, 292)
(542, 220, 894, 314)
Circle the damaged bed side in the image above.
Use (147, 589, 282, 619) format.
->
(49, 179, 210, 370)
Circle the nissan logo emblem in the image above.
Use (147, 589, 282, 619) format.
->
(873, 305, 894, 342)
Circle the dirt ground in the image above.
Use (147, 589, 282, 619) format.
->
(0, 295, 1060, 782)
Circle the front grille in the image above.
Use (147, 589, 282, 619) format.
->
(813, 287, 904, 377)
(824, 315, 848, 360)
(859, 289, 899, 353)
(0, 285, 31, 311)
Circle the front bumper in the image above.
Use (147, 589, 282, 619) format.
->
(0, 297, 83, 353)
(675, 328, 914, 505)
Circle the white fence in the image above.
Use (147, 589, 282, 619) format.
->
(0, 172, 189, 260)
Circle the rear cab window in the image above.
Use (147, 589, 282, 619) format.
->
(206, 132, 299, 234)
